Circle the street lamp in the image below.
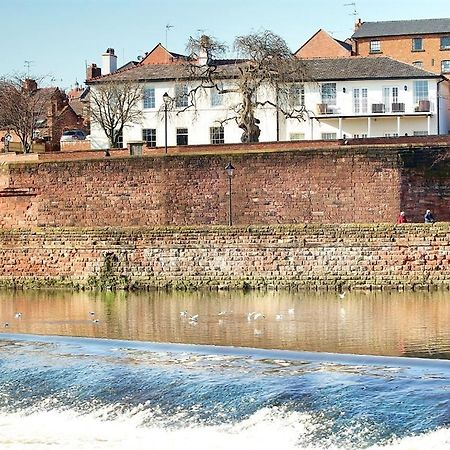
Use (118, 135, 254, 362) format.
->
(225, 162, 235, 226)
(163, 92, 171, 154)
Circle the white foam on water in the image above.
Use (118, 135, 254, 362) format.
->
(0, 406, 448, 450)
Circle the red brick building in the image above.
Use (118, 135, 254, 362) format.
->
(295, 29, 353, 58)
(352, 18, 450, 75)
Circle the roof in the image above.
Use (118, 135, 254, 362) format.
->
(302, 56, 439, 81)
(352, 18, 450, 38)
(87, 56, 440, 85)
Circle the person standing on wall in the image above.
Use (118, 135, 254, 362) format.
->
(424, 210, 435, 223)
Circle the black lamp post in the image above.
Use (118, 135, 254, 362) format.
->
(225, 162, 235, 226)
(163, 92, 171, 154)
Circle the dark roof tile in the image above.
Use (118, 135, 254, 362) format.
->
(87, 56, 440, 84)
(352, 18, 450, 38)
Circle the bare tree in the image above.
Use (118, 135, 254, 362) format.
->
(89, 80, 143, 148)
(179, 31, 311, 142)
(0, 76, 48, 153)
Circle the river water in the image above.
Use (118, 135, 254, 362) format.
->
(0, 289, 449, 449)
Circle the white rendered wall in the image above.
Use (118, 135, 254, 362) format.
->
(90, 77, 446, 149)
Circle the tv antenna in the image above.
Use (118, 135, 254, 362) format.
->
(344, 2, 358, 17)
(165, 24, 174, 49)
(24, 60, 34, 77)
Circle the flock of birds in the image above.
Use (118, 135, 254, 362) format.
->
(3, 311, 101, 328)
(2, 292, 348, 330)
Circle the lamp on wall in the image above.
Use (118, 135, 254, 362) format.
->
(343, 87, 346, 93)
(163, 92, 171, 154)
(404, 85, 408, 91)
(225, 162, 235, 226)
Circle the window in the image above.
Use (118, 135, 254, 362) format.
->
(143, 87, 155, 109)
(321, 132, 337, 140)
(442, 60, 450, 73)
(211, 83, 223, 106)
(413, 131, 428, 136)
(412, 37, 423, 51)
(413, 80, 429, 103)
(321, 83, 336, 106)
(370, 40, 381, 53)
(384, 133, 399, 137)
(290, 132, 305, 141)
(440, 36, 450, 50)
(412, 61, 423, 68)
(289, 84, 305, 107)
(142, 128, 156, 147)
(176, 128, 188, 145)
(115, 131, 123, 149)
(210, 126, 224, 144)
(175, 84, 189, 108)
(353, 88, 368, 114)
(353, 134, 368, 139)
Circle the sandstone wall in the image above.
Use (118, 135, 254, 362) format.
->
(0, 224, 449, 290)
(0, 146, 403, 227)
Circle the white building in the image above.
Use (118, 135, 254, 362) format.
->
(87, 52, 450, 149)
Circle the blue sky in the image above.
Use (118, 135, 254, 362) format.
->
(1, 0, 449, 90)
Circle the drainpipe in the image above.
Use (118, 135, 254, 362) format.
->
(436, 78, 444, 135)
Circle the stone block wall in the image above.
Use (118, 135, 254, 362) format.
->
(0, 224, 449, 290)
(0, 146, 403, 227)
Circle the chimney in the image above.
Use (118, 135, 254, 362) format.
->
(197, 35, 211, 66)
(354, 18, 363, 31)
(23, 78, 38, 92)
(102, 48, 118, 75)
(86, 63, 102, 80)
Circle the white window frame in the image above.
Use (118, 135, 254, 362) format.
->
(143, 87, 155, 109)
(142, 128, 156, 147)
(442, 60, 450, 73)
(321, 83, 336, 106)
(370, 40, 381, 52)
(175, 84, 189, 108)
(210, 126, 224, 144)
(413, 80, 429, 104)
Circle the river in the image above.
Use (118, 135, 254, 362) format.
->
(0, 289, 449, 449)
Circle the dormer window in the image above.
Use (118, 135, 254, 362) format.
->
(370, 40, 381, 53)
(412, 37, 423, 51)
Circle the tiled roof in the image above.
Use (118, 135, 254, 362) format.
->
(87, 56, 439, 84)
(302, 56, 439, 80)
(352, 18, 450, 38)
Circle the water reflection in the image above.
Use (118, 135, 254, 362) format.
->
(0, 289, 449, 359)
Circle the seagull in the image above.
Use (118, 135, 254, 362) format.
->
(14, 312, 22, 319)
(247, 312, 265, 321)
(275, 314, 283, 320)
(338, 292, 346, 300)
(89, 312, 95, 316)
(92, 319, 100, 323)
(4, 322, 9, 327)
(180, 310, 189, 318)
(189, 314, 198, 323)
(288, 308, 295, 315)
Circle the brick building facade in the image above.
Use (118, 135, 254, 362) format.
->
(352, 18, 450, 75)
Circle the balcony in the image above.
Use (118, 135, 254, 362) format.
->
(391, 102, 405, 113)
(371, 103, 385, 113)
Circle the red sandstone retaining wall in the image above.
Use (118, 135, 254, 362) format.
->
(0, 224, 449, 290)
(0, 146, 403, 227)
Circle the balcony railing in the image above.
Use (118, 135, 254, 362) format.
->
(371, 103, 385, 113)
(391, 102, 405, 112)
(415, 100, 430, 112)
